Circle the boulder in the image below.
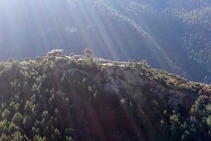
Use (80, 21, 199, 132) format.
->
(47, 49, 65, 57)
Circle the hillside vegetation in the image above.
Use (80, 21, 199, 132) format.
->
(0, 50, 210, 140)
(1, 0, 211, 83)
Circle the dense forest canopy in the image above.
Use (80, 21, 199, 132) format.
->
(0, 51, 210, 140)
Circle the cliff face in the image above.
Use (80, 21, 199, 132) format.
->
(53, 52, 197, 111)
(0, 51, 211, 140)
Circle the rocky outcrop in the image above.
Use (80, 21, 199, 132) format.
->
(47, 49, 65, 57)
(43, 50, 199, 111)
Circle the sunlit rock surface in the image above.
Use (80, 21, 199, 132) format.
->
(47, 49, 65, 57)
(43, 50, 198, 111)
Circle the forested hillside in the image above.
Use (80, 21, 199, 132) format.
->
(0, 0, 211, 83)
(93, 0, 211, 83)
(0, 50, 211, 140)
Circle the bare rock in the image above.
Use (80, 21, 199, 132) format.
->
(47, 49, 65, 57)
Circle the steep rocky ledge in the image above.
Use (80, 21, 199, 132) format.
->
(27, 49, 210, 112)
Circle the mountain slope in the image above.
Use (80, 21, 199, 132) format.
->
(92, 0, 211, 83)
(0, 50, 211, 140)
(1, 0, 211, 83)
